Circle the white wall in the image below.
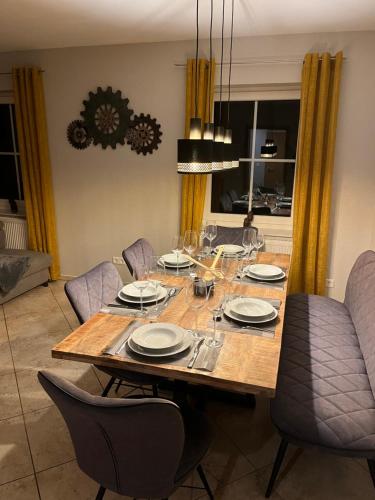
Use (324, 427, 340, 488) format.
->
(0, 30, 374, 299)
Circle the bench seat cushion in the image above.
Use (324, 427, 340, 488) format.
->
(271, 293, 375, 458)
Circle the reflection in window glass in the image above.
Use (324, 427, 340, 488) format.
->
(0, 155, 19, 200)
(211, 162, 250, 214)
(214, 101, 254, 158)
(0, 105, 13, 152)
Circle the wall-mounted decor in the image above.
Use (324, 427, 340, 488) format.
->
(80, 86, 133, 149)
(126, 113, 162, 155)
(66, 120, 93, 150)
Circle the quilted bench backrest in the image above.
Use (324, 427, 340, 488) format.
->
(345, 250, 375, 397)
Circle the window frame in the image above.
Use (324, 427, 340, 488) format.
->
(0, 95, 25, 216)
(203, 85, 301, 237)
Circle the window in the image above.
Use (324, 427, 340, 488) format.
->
(0, 103, 23, 213)
(210, 98, 300, 219)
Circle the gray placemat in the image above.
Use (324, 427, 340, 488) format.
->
(209, 296, 281, 339)
(103, 326, 223, 372)
(100, 286, 182, 318)
(233, 267, 287, 290)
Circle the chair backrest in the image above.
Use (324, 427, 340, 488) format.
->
(345, 250, 375, 397)
(65, 261, 123, 324)
(220, 193, 233, 212)
(122, 238, 154, 279)
(38, 370, 185, 499)
(211, 225, 257, 246)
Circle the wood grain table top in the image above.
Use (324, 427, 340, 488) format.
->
(52, 252, 290, 397)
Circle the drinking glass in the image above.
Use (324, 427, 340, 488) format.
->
(198, 223, 209, 259)
(206, 282, 227, 348)
(132, 265, 148, 314)
(205, 222, 217, 255)
(242, 227, 256, 267)
(183, 230, 198, 256)
(172, 235, 184, 275)
(255, 229, 265, 252)
(185, 279, 208, 339)
(147, 255, 162, 304)
(221, 255, 236, 284)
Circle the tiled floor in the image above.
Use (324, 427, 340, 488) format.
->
(0, 281, 374, 500)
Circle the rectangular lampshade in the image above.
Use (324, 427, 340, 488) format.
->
(223, 143, 233, 169)
(177, 139, 213, 173)
(212, 141, 224, 171)
(189, 118, 202, 140)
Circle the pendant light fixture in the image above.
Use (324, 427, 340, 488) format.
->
(228, 0, 239, 168)
(177, 0, 213, 174)
(203, 0, 214, 141)
(212, 0, 226, 171)
(222, 0, 233, 169)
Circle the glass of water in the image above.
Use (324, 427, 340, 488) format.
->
(205, 221, 217, 255)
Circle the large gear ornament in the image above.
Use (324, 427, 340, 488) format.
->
(80, 86, 133, 149)
(126, 113, 162, 155)
(66, 120, 92, 150)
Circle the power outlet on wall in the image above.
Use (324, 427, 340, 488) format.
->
(326, 278, 335, 288)
(112, 256, 125, 265)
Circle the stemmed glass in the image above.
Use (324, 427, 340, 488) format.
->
(205, 222, 217, 255)
(132, 264, 148, 315)
(172, 235, 184, 275)
(206, 282, 227, 348)
(198, 223, 208, 259)
(185, 279, 208, 340)
(242, 228, 256, 268)
(255, 229, 265, 253)
(221, 255, 237, 284)
(183, 230, 198, 257)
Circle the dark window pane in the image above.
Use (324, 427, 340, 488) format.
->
(10, 104, 19, 152)
(214, 101, 254, 157)
(255, 100, 300, 159)
(0, 104, 14, 152)
(0, 155, 19, 200)
(252, 161, 294, 217)
(211, 161, 250, 214)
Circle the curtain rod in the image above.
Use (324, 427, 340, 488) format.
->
(0, 70, 45, 76)
(174, 55, 346, 67)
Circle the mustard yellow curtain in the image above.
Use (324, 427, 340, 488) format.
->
(180, 58, 215, 235)
(288, 52, 343, 295)
(12, 67, 60, 280)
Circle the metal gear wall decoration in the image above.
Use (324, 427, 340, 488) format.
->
(126, 113, 162, 155)
(66, 120, 92, 150)
(80, 86, 133, 149)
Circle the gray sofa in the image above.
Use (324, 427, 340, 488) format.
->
(0, 222, 52, 304)
(266, 250, 375, 496)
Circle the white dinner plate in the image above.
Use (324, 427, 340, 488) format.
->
(158, 259, 192, 269)
(246, 264, 284, 278)
(215, 244, 244, 255)
(224, 304, 278, 324)
(121, 282, 157, 300)
(229, 297, 275, 321)
(161, 253, 190, 266)
(246, 271, 286, 282)
(117, 286, 167, 305)
(128, 330, 193, 357)
(131, 322, 185, 352)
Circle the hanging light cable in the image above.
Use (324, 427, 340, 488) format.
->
(227, 0, 240, 168)
(203, 0, 214, 141)
(212, 0, 225, 171)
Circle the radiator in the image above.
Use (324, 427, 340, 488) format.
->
(0, 216, 28, 249)
(264, 237, 292, 255)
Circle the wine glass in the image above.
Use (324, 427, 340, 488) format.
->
(185, 279, 208, 339)
(183, 230, 198, 256)
(242, 228, 256, 267)
(205, 222, 217, 255)
(221, 255, 236, 284)
(206, 282, 227, 348)
(198, 223, 209, 259)
(255, 230, 265, 252)
(132, 264, 148, 314)
(172, 235, 184, 275)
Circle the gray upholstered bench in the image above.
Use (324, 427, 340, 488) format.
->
(266, 250, 375, 496)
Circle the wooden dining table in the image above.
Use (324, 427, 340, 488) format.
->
(52, 252, 290, 398)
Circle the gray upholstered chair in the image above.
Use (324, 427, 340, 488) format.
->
(211, 225, 257, 246)
(64, 261, 160, 397)
(266, 250, 375, 496)
(122, 238, 154, 279)
(38, 370, 214, 500)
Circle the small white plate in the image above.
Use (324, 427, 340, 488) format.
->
(161, 253, 190, 266)
(246, 271, 286, 282)
(229, 297, 275, 320)
(128, 330, 193, 357)
(224, 304, 278, 324)
(131, 322, 185, 351)
(121, 282, 157, 300)
(117, 286, 168, 304)
(246, 264, 284, 278)
(215, 244, 244, 255)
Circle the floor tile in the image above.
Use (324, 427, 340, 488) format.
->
(0, 372, 22, 420)
(0, 415, 34, 485)
(257, 448, 375, 500)
(17, 364, 103, 414)
(0, 475, 39, 500)
(6, 308, 70, 340)
(24, 405, 74, 472)
(0, 319, 7, 340)
(0, 337, 15, 376)
(3, 286, 58, 321)
(0, 305, 4, 321)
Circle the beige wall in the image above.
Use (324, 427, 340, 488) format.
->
(0, 31, 374, 299)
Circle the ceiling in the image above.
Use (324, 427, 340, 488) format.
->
(1, 0, 375, 52)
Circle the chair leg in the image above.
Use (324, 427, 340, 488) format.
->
(197, 464, 214, 499)
(114, 379, 122, 393)
(265, 438, 289, 498)
(101, 376, 116, 397)
(96, 485, 106, 500)
(367, 459, 375, 488)
(152, 384, 159, 397)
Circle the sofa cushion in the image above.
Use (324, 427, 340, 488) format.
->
(345, 250, 375, 399)
(271, 293, 375, 457)
(0, 249, 51, 277)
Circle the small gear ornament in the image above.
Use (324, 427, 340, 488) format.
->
(66, 120, 92, 150)
(80, 86, 133, 149)
(126, 113, 162, 155)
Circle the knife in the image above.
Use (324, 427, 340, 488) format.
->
(187, 337, 205, 369)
